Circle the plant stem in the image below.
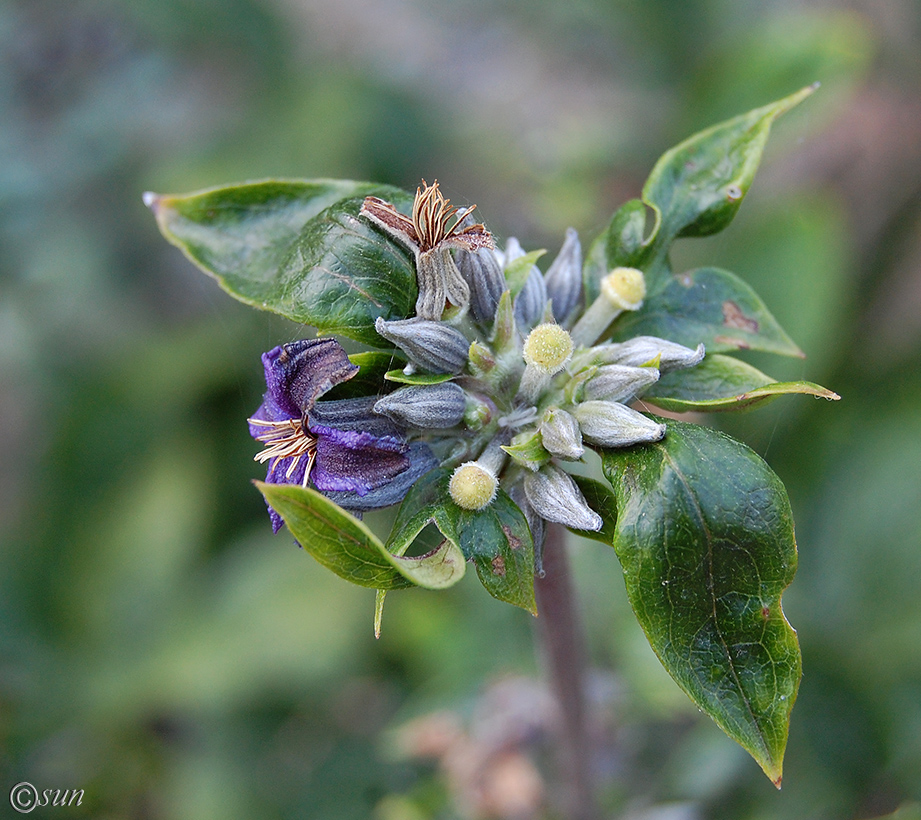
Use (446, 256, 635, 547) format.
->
(534, 522, 598, 820)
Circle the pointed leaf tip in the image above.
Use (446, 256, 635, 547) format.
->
(142, 191, 159, 210)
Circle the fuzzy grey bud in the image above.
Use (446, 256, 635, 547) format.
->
(514, 268, 548, 331)
(591, 336, 705, 372)
(583, 364, 660, 403)
(523, 465, 602, 532)
(457, 247, 505, 327)
(375, 317, 469, 374)
(543, 228, 582, 325)
(573, 400, 666, 447)
(373, 382, 467, 429)
(539, 408, 584, 460)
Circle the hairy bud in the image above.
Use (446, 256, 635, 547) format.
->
(523, 465, 602, 531)
(543, 228, 582, 325)
(573, 400, 666, 447)
(373, 382, 467, 429)
(449, 461, 499, 510)
(539, 407, 584, 460)
(375, 317, 469, 374)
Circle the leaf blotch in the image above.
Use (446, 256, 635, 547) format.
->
(492, 555, 506, 576)
(502, 524, 522, 550)
(722, 300, 759, 333)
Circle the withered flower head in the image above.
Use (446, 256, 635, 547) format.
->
(361, 180, 494, 320)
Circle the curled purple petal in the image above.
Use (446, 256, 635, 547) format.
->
(261, 338, 358, 419)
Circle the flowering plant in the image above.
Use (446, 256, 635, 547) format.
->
(149, 85, 837, 788)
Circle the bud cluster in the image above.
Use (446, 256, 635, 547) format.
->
(350, 183, 705, 558)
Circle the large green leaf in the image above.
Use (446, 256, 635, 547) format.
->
(256, 481, 465, 590)
(601, 420, 800, 786)
(645, 353, 840, 412)
(386, 468, 536, 614)
(611, 266, 803, 357)
(642, 84, 817, 243)
(149, 179, 416, 343)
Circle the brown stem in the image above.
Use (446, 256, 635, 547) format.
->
(534, 522, 599, 820)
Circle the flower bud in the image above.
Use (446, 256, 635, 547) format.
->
(539, 407, 583, 460)
(449, 461, 498, 511)
(457, 247, 505, 327)
(373, 382, 467, 429)
(523, 465, 602, 531)
(543, 228, 582, 325)
(572, 400, 666, 447)
(375, 317, 469, 374)
(522, 323, 574, 373)
(570, 267, 647, 347)
(601, 267, 646, 311)
(589, 336, 705, 372)
(583, 364, 660, 403)
(514, 268, 548, 331)
(519, 323, 575, 403)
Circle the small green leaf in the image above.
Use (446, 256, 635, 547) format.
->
(502, 429, 551, 471)
(611, 267, 803, 357)
(601, 421, 800, 786)
(150, 179, 416, 343)
(645, 353, 840, 412)
(642, 84, 818, 243)
(383, 369, 456, 385)
(256, 481, 465, 591)
(387, 468, 536, 613)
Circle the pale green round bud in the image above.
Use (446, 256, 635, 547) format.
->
(600, 267, 646, 311)
(449, 462, 498, 510)
(522, 323, 574, 374)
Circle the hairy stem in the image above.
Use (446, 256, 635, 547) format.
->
(534, 522, 598, 820)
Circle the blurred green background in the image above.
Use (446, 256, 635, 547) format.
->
(2, 1, 920, 818)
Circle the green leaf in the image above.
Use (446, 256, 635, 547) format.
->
(645, 353, 840, 412)
(383, 369, 455, 385)
(611, 266, 803, 357)
(642, 84, 818, 243)
(256, 481, 465, 590)
(601, 420, 800, 786)
(149, 179, 416, 343)
(386, 468, 536, 614)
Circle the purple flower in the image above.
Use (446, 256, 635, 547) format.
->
(249, 338, 436, 530)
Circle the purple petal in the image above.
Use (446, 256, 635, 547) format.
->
(311, 426, 409, 494)
(260, 338, 358, 419)
(321, 443, 439, 511)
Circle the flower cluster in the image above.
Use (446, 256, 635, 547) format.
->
(250, 180, 703, 554)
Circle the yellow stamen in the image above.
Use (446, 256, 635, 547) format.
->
(249, 417, 318, 487)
